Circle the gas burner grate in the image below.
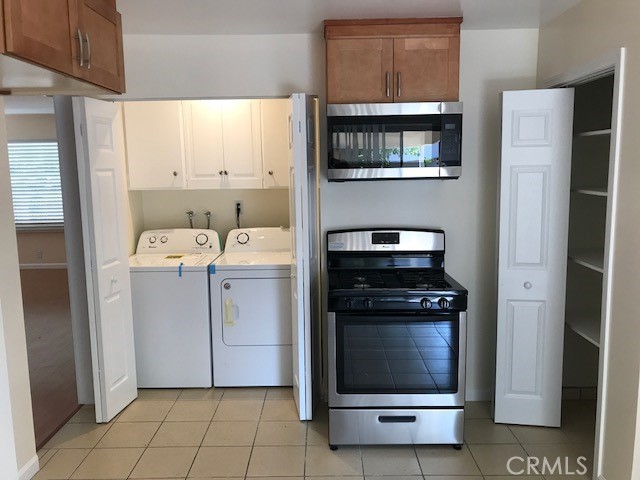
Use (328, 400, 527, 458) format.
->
(333, 270, 451, 290)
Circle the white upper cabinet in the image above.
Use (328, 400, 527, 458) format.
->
(183, 99, 263, 189)
(123, 101, 186, 190)
(261, 99, 290, 188)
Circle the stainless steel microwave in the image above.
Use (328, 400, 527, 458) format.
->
(327, 102, 462, 181)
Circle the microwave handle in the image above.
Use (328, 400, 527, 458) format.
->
(397, 72, 402, 98)
(385, 72, 391, 98)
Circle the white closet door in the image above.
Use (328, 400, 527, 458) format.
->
(495, 89, 574, 427)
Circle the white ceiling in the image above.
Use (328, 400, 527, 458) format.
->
(119, 0, 582, 36)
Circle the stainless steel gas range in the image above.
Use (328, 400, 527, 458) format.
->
(326, 228, 468, 449)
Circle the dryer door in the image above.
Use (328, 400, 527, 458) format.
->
(221, 277, 292, 346)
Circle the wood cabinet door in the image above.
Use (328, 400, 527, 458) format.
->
(123, 101, 186, 190)
(3, 0, 80, 76)
(77, 0, 125, 92)
(327, 38, 393, 104)
(183, 100, 225, 189)
(221, 100, 263, 189)
(260, 99, 290, 188)
(393, 36, 459, 102)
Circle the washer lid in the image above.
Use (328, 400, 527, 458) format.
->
(213, 252, 292, 270)
(129, 252, 220, 272)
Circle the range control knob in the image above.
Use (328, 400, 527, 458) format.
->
(438, 297, 451, 310)
(345, 298, 353, 310)
(420, 298, 432, 310)
(160, 236, 168, 243)
(195, 233, 209, 246)
(363, 298, 374, 309)
(148, 236, 157, 244)
(237, 232, 250, 245)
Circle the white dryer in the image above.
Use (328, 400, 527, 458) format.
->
(129, 228, 221, 388)
(210, 227, 292, 386)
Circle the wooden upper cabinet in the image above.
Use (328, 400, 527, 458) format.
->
(1, 0, 125, 93)
(3, 0, 80, 76)
(325, 18, 461, 104)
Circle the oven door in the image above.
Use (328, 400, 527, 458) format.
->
(328, 311, 466, 408)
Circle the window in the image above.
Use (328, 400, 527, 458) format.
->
(7, 141, 64, 227)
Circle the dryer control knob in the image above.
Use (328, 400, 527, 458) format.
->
(149, 236, 157, 244)
(363, 298, 374, 309)
(160, 236, 168, 243)
(195, 233, 208, 246)
(237, 232, 250, 245)
(420, 298, 432, 310)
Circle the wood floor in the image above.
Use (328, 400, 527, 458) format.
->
(21, 268, 78, 449)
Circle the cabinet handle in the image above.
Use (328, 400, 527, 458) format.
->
(172, 171, 178, 177)
(385, 72, 391, 97)
(219, 170, 224, 175)
(397, 72, 402, 97)
(224, 170, 229, 175)
(76, 29, 84, 67)
(268, 170, 274, 175)
(85, 33, 91, 69)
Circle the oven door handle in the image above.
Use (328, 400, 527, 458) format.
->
(377, 415, 416, 423)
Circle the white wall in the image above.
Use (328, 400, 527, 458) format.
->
(0, 100, 37, 475)
(538, 1, 640, 477)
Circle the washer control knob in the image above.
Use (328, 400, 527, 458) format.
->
(363, 298, 374, 309)
(420, 298, 432, 310)
(149, 236, 157, 244)
(345, 298, 353, 309)
(237, 232, 250, 245)
(438, 297, 451, 310)
(195, 233, 208, 246)
(160, 236, 168, 243)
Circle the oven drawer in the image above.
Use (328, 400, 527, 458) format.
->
(329, 408, 463, 445)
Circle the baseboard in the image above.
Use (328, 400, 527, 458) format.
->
(19, 263, 67, 270)
(18, 454, 39, 480)
(465, 387, 492, 402)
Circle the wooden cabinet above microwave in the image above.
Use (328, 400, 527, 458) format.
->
(324, 18, 461, 104)
(0, 0, 125, 94)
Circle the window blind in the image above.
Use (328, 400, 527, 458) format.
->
(7, 141, 64, 226)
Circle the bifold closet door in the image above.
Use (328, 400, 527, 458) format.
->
(495, 89, 574, 427)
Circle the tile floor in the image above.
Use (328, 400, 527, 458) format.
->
(35, 387, 596, 480)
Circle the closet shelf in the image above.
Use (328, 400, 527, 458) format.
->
(568, 249, 604, 273)
(571, 187, 608, 197)
(575, 129, 612, 138)
(566, 313, 601, 348)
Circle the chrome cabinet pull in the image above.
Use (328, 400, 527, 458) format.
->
(85, 33, 91, 69)
(76, 29, 84, 67)
(385, 72, 391, 97)
(397, 72, 402, 97)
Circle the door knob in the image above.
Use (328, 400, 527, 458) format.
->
(524, 281, 532, 289)
(111, 276, 118, 283)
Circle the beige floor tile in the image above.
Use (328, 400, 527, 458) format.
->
(67, 405, 95, 423)
(468, 443, 528, 476)
(465, 401, 492, 419)
(137, 388, 182, 400)
(70, 448, 143, 479)
(247, 445, 305, 476)
(416, 444, 481, 476)
(116, 399, 174, 422)
(254, 420, 307, 445)
(422, 476, 482, 480)
(37, 449, 57, 468)
(34, 449, 91, 480)
(307, 418, 329, 446)
(365, 477, 423, 480)
(202, 421, 258, 446)
(221, 387, 267, 400)
(44, 423, 111, 449)
(95, 422, 160, 448)
(266, 387, 293, 399)
(179, 387, 224, 400)
(213, 400, 263, 421)
(361, 446, 421, 476)
(188, 446, 252, 477)
(464, 418, 518, 444)
(129, 446, 198, 478)
(150, 421, 209, 447)
(509, 425, 571, 444)
(521, 443, 592, 477)
(166, 400, 219, 421)
(307, 477, 363, 480)
(485, 477, 542, 479)
(261, 399, 298, 421)
(305, 445, 363, 476)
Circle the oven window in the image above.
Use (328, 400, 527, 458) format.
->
(336, 314, 459, 394)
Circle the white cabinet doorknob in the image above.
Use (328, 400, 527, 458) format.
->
(524, 281, 532, 289)
(111, 276, 118, 283)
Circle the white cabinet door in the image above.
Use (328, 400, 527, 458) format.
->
(261, 99, 290, 188)
(495, 89, 574, 427)
(183, 100, 225, 189)
(123, 101, 186, 190)
(221, 100, 263, 189)
(74, 98, 138, 422)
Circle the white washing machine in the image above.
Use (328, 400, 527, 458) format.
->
(210, 227, 293, 386)
(129, 228, 222, 388)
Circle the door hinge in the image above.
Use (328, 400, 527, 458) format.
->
(79, 123, 84, 137)
(298, 121, 302, 133)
